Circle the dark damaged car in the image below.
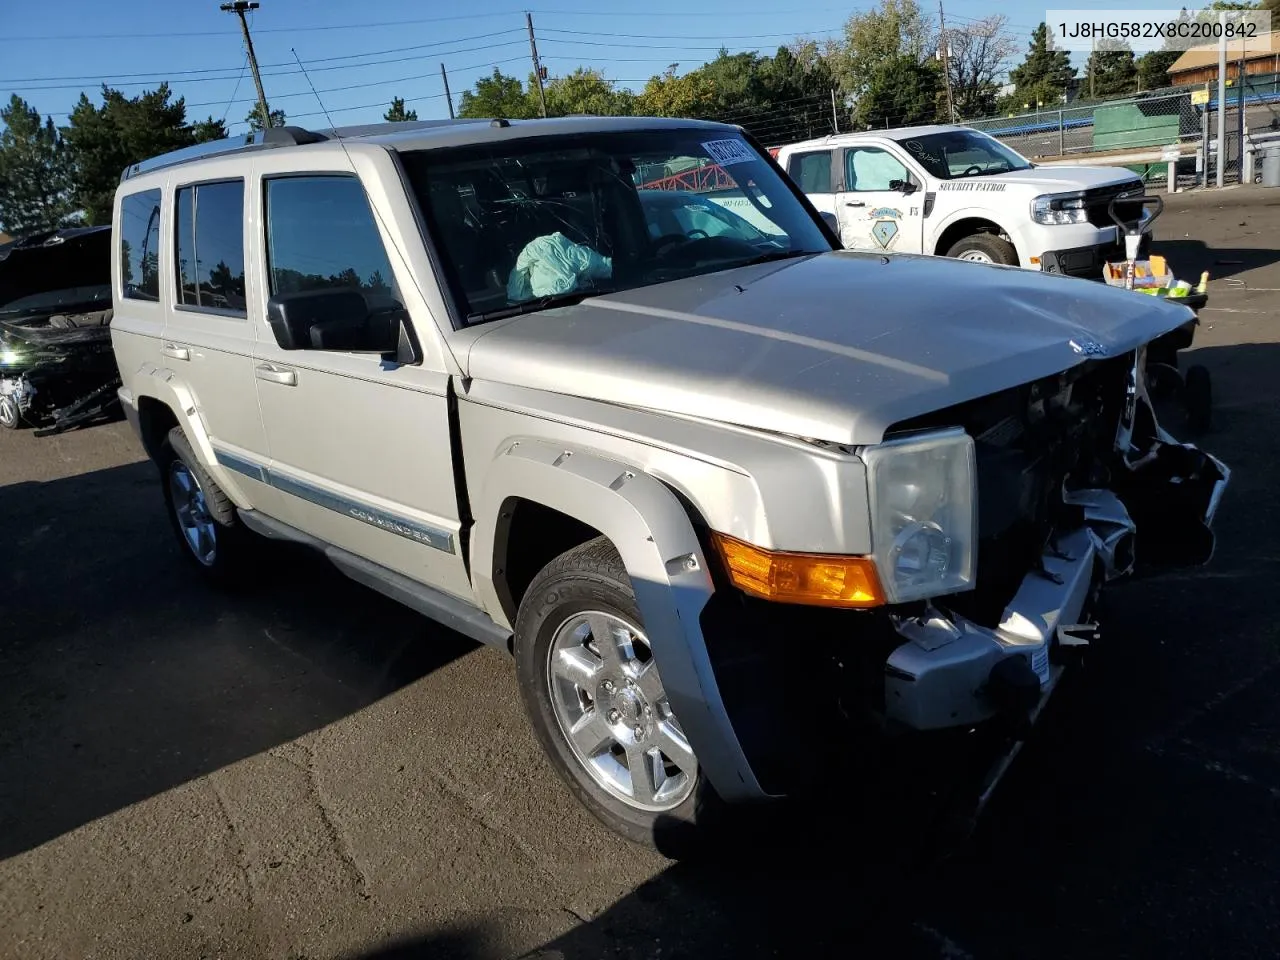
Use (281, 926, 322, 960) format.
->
(0, 225, 120, 434)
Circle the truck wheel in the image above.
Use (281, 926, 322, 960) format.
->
(513, 536, 721, 854)
(160, 425, 253, 583)
(0, 395, 23, 430)
(946, 233, 1019, 266)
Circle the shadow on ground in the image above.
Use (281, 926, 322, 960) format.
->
(350, 340, 1280, 959)
(0, 459, 478, 858)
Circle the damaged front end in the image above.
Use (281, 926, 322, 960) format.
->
(882, 343, 1228, 739)
(0, 226, 119, 434)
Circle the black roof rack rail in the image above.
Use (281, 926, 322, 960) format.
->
(119, 125, 329, 182)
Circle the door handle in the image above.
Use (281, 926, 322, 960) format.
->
(844, 201, 866, 208)
(161, 343, 190, 361)
(255, 363, 298, 387)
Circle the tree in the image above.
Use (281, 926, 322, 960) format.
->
(384, 97, 418, 123)
(62, 84, 201, 226)
(457, 68, 536, 119)
(245, 106, 286, 131)
(636, 64, 720, 118)
(753, 45, 840, 142)
(189, 116, 229, 143)
(825, 0, 935, 102)
(943, 15, 1018, 118)
(1006, 23, 1076, 109)
(1085, 40, 1138, 99)
(0, 95, 77, 236)
(542, 68, 635, 117)
(856, 55, 941, 128)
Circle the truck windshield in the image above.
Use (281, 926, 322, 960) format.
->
(399, 128, 833, 324)
(894, 130, 1033, 180)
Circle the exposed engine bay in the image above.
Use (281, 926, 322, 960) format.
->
(891, 345, 1227, 629)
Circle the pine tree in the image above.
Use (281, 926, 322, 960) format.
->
(0, 95, 77, 237)
(384, 97, 419, 122)
(1085, 41, 1138, 99)
(1007, 23, 1077, 106)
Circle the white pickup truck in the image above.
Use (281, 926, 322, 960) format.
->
(774, 124, 1155, 278)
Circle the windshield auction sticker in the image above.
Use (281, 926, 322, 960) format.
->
(1045, 9, 1273, 52)
(702, 139, 756, 166)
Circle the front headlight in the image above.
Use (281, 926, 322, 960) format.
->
(1031, 193, 1088, 225)
(862, 428, 977, 604)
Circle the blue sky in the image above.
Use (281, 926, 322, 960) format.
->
(3, 0, 1177, 134)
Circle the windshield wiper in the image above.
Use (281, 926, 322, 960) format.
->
(468, 287, 614, 324)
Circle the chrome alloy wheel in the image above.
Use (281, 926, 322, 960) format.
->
(169, 460, 218, 566)
(957, 249, 994, 263)
(547, 611, 697, 812)
(0, 396, 20, 428)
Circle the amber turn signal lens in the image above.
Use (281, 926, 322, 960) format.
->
(710, 532, 886, 608)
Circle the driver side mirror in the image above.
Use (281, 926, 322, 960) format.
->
(889, 178, 918, 195)
(266, 288, 419, 364)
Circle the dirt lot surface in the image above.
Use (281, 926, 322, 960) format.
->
(3, 186, 1280, 960)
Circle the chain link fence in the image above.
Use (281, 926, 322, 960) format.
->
(961, 74, 1280, 189)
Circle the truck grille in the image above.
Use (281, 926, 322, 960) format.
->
(1084, 180, 1146, 229)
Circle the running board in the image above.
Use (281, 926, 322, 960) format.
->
(237, 508, 513, 652)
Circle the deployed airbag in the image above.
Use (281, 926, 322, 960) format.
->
(507, 232, 612, 301)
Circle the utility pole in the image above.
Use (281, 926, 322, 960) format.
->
(830, 89, 839, 133)
(1216, 10, 1227, 187)
(1090, 37, 1096, 100)
(526, 11, 547, 118)
(441, 63, 455, 119)
(937, 0, 955, 122)
(220, 1, 272, 130)
(1238, 26, 1247, 183)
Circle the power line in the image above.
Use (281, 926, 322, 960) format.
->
(0, 29, 529, 85)
(10, 40, 531, 91)
(538, 26, 844, 41)
(0, 11, 529, 43)
(218, 55, 250, 124)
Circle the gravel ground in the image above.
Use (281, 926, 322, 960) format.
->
(2, 185, 1279, 960)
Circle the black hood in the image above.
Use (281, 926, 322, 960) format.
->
(0, 226, 112, 312)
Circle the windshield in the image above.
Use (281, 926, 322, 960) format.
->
(400, 128, 832, 323)
(894, 130, 1033, 180)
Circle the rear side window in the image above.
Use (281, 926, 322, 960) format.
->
(264, 176, 400, 301)
(119, 189, 162, 302)
(175, 179, 247, 315)
(788, 151, 832, 194)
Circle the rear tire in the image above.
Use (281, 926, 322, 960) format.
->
(159, 425, 255, 584)
(512, 536, 725, 855)
(945, 233, 1019, 266)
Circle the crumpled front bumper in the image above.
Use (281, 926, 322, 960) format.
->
(883, 447, 1230, 733)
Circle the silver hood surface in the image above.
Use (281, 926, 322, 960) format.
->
(461, 251, 1196, 447)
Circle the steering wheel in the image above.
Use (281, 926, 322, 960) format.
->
(652, 231, 709, 257)
(962, 165, 983, 176)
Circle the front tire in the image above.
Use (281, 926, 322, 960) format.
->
(513, 536, 722, 854)
(0, 395, 23, 430)
(159, 426, 254, 583)
(945, 232, 1019, 266)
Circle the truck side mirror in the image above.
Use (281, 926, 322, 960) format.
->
(890, 179, 917, 195)
(266, 288, 418, 364)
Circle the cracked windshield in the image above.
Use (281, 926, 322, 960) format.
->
(400, 129, 831, 322)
